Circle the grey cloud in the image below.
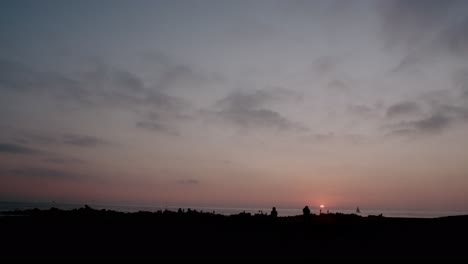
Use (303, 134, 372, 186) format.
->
(16, 132, 111, 148)
(15, 133, 57, 145)
(144, 51, 224, 91)
(408, 115, 451, 133)
(83, 64, 145, 93)
(218, 108, 294, 130)
(213, 89, 307, 131)
(144, 90, 189, 113)
(348, 104, 372, 115)
(385, 87, 468, 136)
(1, 138, 86, 165)
(217, 90, 274, 110)
(309, 132, 335, 142)
(327, 79, 349, 92)
(439, 104, 468, 120)
(156, 65, 197, 90)
(388, 104, 468, 136)
(217, 87, 301, 110)
(136, 121, 180, 136)
(42, 157, 84, 164)
(303, 132, 367, 145)
(0, 59, 39, 91)
(380, 0, 461, 48)
(313, 56, 342, 74)
(0, 143, 40, 154)
(386, 101, 421, 118)
(61, 134, 110, 147)
(178, 179, 200, 185)
(4, 167, 81, 180)
(0, 57, 192, 116)
(81, 64, 190, 114)
(135, 111, 184, 136)
(439, 16, 468, 57)
(1, 57, 193, 139)
(453, 70, 468, 98)
(380, 0, 468, 70)
(0, 59, 87, 101)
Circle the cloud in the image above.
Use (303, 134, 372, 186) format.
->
(4, 167, 81, 180)
(438, 16, 468, 57)
(61, 134, 111, 147)
(0, 143, 40, 155)
(327, 79, 349, 92)
(144, 90, 189, 113)
(217, 87, 302, 109)
(308, 132, 335, 142)
(379, 0, 468, 70)
(42, 157, 84, 164)
(135, 111, 184, 136)
(211, 88, 307, 131)
(0, 59, 87, 102)
(0, 59, 39, 91)
(217, 107, 295, 130)
(0, 57, 191, 114)
(348, 104, 372, 115)
(387, 104, 468, 136)
(453, 69, 468, 98)
(313, 56, 342, 75)
(406, 115, 451, 133)
(379, 0, 461, 47)
(386, 101, 421, 118)
(178, 179, 200, 185)
(136, 121, 180, 136)
(0, 56, 213, 144)
(143, 51, 223, 91)
(0, 139, 85, 165)
(156, 65, 198, 91)
(16, 132, 111, 148)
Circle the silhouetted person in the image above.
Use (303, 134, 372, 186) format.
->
(303, 206, 311, 221)
(270, 207, 278, 218)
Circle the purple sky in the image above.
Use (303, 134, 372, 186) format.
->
(1, 0, 468, 211)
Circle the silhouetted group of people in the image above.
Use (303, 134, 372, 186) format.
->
(269, 206, 312, 220)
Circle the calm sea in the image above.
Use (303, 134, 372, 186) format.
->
(0, 201, 466, 218)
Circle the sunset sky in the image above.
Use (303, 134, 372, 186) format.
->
(1, 0, 468, 211)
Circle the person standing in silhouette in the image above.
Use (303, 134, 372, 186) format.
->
(270, 207, 278, 218)
(303, 206, 311, 221)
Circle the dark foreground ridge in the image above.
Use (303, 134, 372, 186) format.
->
(1, 205, 468, 260)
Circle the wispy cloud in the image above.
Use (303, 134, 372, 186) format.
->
(178, 179, 200, 185)
(209, 88, 307, 131)
(4, 167, 82, 180)
(0, 143, 41, 155)
(16, 132, 112, 148)
(61, 134, 111, 147)
(42, 157, 84, 164)
(380, 0, 468, 71)
(136, 121, 180, 136)
(386, 101, 422, 118)
(387, 104, 468, 136)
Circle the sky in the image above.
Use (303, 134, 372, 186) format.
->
(1, 0, 468, 211)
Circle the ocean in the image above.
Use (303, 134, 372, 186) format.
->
(0, 201, 466, 218)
